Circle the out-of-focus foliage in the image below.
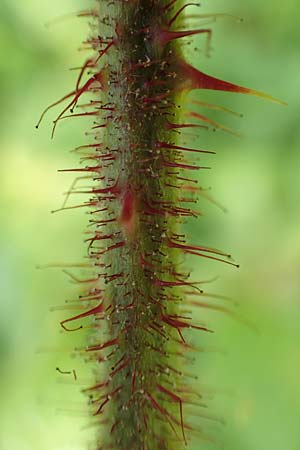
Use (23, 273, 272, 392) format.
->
(0, 0, 299, 449)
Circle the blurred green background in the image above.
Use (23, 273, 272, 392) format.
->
(0, 0, 299, 449)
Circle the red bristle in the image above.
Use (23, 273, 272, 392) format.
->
(86, 338, 119, 353)
(167, 3, 200, 28)
(156, 384, 186, 444)
(145, 392, 180, 440)
(177, 57, 285, 103)
(156, 140, 215, 154)
(60, 302, 105, 330)
(154, 27, 212, 48)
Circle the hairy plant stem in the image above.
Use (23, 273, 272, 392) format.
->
(38, 1, 283, 449)
(91, 2, 186, 448)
